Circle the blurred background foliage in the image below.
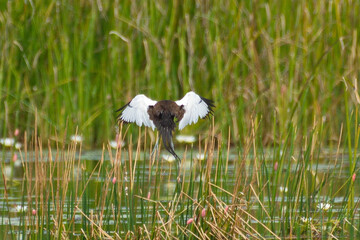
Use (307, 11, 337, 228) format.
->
(0, 0, 359, 147)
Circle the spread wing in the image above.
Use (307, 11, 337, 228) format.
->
(116, 94, 157, 130)
(175, 91, 215, 130)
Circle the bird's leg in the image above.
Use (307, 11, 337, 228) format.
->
(175, 154, 182, 183)
(150, 137, 160, 162)
(165, 139, 182, 183)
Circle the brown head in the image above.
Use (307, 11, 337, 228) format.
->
(147, 100, 185, 161)
(147, 100, 185, 131)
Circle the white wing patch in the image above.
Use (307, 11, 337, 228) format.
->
(117, 94, 157, 130)
(175, 91, 214, 130)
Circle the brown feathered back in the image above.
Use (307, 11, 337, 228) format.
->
(147, 100, 185, 160)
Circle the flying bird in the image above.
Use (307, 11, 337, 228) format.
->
(116, 91, 215, 162)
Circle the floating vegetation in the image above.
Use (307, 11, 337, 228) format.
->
(162, 154, 176, 163)
(176, 135, 197, 144)
(70, 135, 83, 143)
(0, 138, 15, 147)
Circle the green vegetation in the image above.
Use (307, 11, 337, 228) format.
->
(1, 0, 360, 239)
(0, 121, 359, 239)
(1, 0, 359, 145)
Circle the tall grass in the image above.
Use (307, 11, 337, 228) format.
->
(1, 1, 359, 146)
(1, 1, 360, 239)
(1, 117, 359, 239)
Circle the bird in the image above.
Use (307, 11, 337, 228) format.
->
(116, 91, 215, 164)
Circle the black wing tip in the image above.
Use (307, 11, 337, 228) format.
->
(115, 101, 131, 122)
(115, 101, 130, 113)
(200, 96, 215, 108)
(117, 118, 130, 125)
(200, 96, 215, 117)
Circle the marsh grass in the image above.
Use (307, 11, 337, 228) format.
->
(1, 117, 359, 239)
(1, 0, 360, 239)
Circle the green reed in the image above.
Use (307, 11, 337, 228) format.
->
(0, 113, 359, 239)
(1, 0, 360, 239)
(1, 1, 360, 147)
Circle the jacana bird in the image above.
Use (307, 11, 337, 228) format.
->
(116, 91, 215, 164)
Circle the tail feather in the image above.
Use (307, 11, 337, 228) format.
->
(160, 127, 180, 161)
